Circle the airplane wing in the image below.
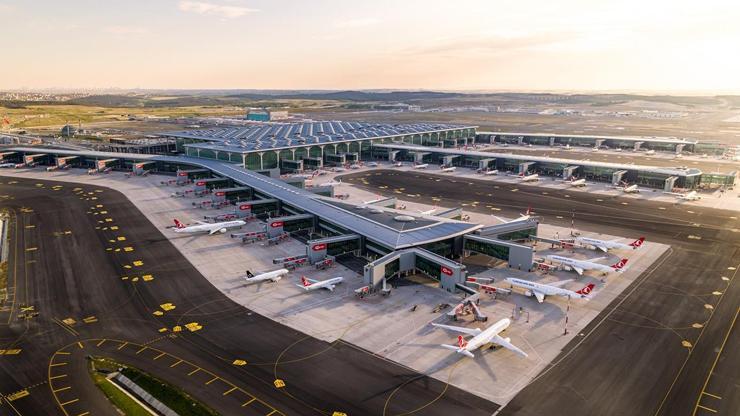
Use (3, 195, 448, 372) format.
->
(549, 279, 574, 288)
(208, 227, 223, 235)
(533, 291, 545, 303)
(573, 266, 584, 275)
(590, 257, 606, 262)
(491, 335, 528, 358)
(431, 323, 482, 337)
(594, 244, 608, 252)
(194, 220, 208, 225)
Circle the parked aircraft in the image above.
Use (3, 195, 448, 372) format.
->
(0, 163, 15, 168)
(505, 277, 594, 303)
(419, 206, 437, 215)
(567, 178, 587, 187)
(172, 218, 246, 235)
(244, 268, 288, 284)
(546, 255, 628, 275)
(483, 169, 499, 175)
(431, 318, 528, 358)
(575, 236, 645, 252)
(413, 163, 429, 169)
(518, 173, 539, 182)
(645, 150, 656, 155)
(441, 166, 457, 172)
(296, 275, 344, 291)
(666, 190, 701, 201)
(393, 162, 404, 167)
(617, 183, 640, 193)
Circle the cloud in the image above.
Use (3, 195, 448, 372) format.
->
(334, 17, 380, 29)
(403, 32, 581, 57)
(178, 1, 257, 19)
(104, 25, 148, 35)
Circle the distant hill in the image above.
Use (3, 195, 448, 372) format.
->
(227, 90, 464, 102)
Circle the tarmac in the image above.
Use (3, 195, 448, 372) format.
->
(339, 168, 740, 416)
(0, 173, 498, 416)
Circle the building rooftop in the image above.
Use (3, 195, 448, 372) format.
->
(5, 147, 481, 250)
(375, 143, 704, 176)
(161, 121, 473, 154)
(479, 131, 697, 144)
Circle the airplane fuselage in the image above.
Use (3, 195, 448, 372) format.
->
(174, 220, 246, 234)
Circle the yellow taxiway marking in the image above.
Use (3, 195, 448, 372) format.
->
(53, 386, 71, 393)
(205, 376, 219, 385)
(692, 307, 738, 416)
(153, 352, 166, 360)
(77, 412, 90, 416)
(0, 349, 22, 355)
(82, 316, 97, 324)
(702, 392, 721, 400)
(266, 411, 278, 416)
(24, 225, 35, 229)
(96, 339, 107, 347)
(116, 342, 129, 350)
(60, 398, 79, 406)
(136, 346, 148, 355)
(6, 389, 30, 401)
(696, 404, 717, 413)
(170, 359, 183, 368)
(241, 398, 256, 407)
(56, 351, 71, 355)
(188, 367, 201, 376)
(77, 342, 84, 349)
(25, 247, 38, 252)
(49, 374, 68, 380)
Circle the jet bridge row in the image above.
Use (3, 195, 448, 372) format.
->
(363, 247, 467, 292)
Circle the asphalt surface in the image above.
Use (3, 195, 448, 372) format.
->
(340, 170, 740, 416)
(0, 177, 498, 416)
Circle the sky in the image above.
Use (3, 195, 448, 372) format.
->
(1, 0, 740, 93)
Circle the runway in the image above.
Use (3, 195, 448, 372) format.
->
(0, 178, 497, 416)
(340, 170, 739, 416)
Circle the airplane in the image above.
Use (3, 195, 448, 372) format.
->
(172, 218, 246, 235)
(493, 206, 535, 224)
(296, 275, 344, 291)
(322, 179, 342, 186)
(546, 255, 628, 276)
(367, 162, 379, 167)
(413, 163, 429, 169)
(441, 166, 457, 172)
(483, 169, 499, 175)
(616, 182, 640, 193)
(0, 163, 15, 168)
(644, 150, 656, 155)
(518, 173, 539, 182)
(418, 207, 437, 215)
(505, 277, 595, 303)
(566, 178, 587, 187)
(392, 161, 403, 167)
(665, 190, 701, 201)
(244, 268, 288, 284)
(431, 318, 528, 358)
(575, 236, 645, 252)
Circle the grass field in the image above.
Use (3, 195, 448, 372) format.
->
(89, 359, 152, 416)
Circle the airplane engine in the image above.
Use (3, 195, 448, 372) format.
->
(524, 290, 533, 297)
(219, 228, 227, 234)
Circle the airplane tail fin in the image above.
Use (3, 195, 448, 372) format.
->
(300, 276, 311, 287)
(457, 335, 468, 349)
(611, 258, 629, 271)
(630, 237, 645, 249)
(173, 219, 185, 229)
(576, 283, 595, 296)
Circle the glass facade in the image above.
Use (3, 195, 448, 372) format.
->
(327, 238, 360, 256)
(384, 259, 400, 278)
(415, 256, 441, 280)
(422, 239, 454, 258)
(497, 227, 537, 241)
(283, 217, 314, 233)
(464, 239, 510, 261)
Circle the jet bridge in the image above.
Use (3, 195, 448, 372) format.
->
(55, 156, 78, 169)
(266, 214, 315, 237)
(176, 168, 210, 185)
(612, 170, 628, 186)
(306, 234, 361, 264)
(563, 165, 580, 179)
(210, 186, 252, 204)
(463, 234, 534, 271)
(633, 141, 644, 151)
(23, 153, 48, 166)
(363, 247, 467, 293)
(95, 158, 118, 172)
(0, 152, 17, 162)
(441, 154, 461, 166)
(133, 161, 156, 175)
(518, 161, 536, 174)
(408, 151, 430, 164)
(664, 176, 678, 192)
(477, 158, 496, 170)
(192, 177, 231, 193)
(233, 199, 280, 218)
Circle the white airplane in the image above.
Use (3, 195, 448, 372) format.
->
(493, 206, 535, 224)
(244, 269, 288, 284)
(0, 163, 15, 168)
(296, 275, 343, 291)
(441, 166, 457, 172)
(367, 162, 379, 167)
(666, 190, 701, 201)
(567, 178, 587, 187)
(576, 236, 645, 252)
(483, 169, 499, 176)
(546, 255, 628, 276)
(505, 277, 595, 303)
(393, 161, 403, 167)
(172, 218, 246, 235)
(419, 207, 437, 215)
(322, 179, 342, 186)
(431, 318, 528, 358)
(645, 150, 656, 155)
(413, 163, 429, 169)
(518, 173, 539, 182)
(617, 183, 640, 193)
